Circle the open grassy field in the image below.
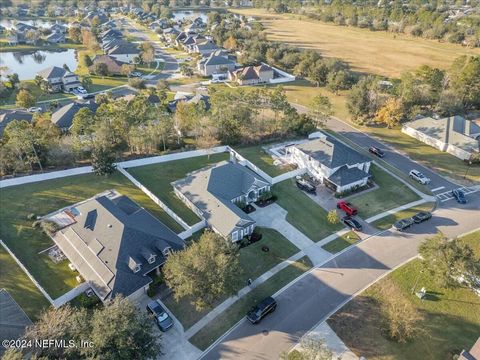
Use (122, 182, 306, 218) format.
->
(231, 9, 480, 78)
(162, 227, 300, 329)
(233, 144, 296, 177)
(0, 247, 50, 321)
(322, 231, 361, 254)
(189, 256, 313, 350)
(0, 171, 183, 299)
(346, 164, 421, 219)
(327, 230, 480, 360)
(273, 179, 344, 241)
(126, 153, 230, 226)
(372, 202, 435, 230)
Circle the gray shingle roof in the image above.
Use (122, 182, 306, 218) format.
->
(327, 165, 370, 186)
(204, 55, 235, 66)
(108, 43, 139, 55)
(37, 66, 66, 79)
(295, 136, 369, 169)
(51, 192, 184, 301)
(0, 110, 33, 136)
(0, 289, 32, 355)
(51, 101, 98, 129)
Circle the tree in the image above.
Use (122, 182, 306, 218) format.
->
(94, 62, 109, 76)
(374, 98, 405, 128)
(15, 89, 36, 109)
(163, 231, 243, 310)
(281, 335, 332, 360)
(327, 209, 339, 224)
(346, 76, 378, 122)
(140, 42, 155, 66)
(309, 95, 332, 128)
(71, 108, 95, 136)
(81, 54, 93, 68)
(179, 63, 194, 77)
(418, 233, 480, 290)
(68, 26, 82, 43)
(121, 64, 135, 76)
(34, 74, 44, 88)
(91, 144, 116, 176)
(6, 73, 19, 88)
(223, 35, 237, 50)
(81, 75, 92, 90)
(448, 55, 480, 108)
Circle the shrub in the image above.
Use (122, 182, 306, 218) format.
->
(27, 213, 36, 220)
(147, 274, 164, 297)
(40, 220, 59, 235)
(32, 220, 41, 228)
(129, 78, 146, 89)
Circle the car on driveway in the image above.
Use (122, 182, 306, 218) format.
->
(393, 218, 414, 231)
(342, 216, 362, 231)
(412, 211, 432, 224)
(369, 146, 385, 158)
(246, 297, 277, 324)
(75, 86, 87, 94)
(337, 201, 358, 216)
(296, 178, 316, 194)
(27, 107, 42, 113)
(146, 300, 174, 332)
(451, 189, 467, 204)
(409, 170, 431, 185)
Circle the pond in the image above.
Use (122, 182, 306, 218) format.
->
(0, 19, 59, 30)
(172, 11, 209, 23)
(0, 49, 78, 80)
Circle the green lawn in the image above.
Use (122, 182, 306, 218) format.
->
(233, 144, 296, 177)
(322, 231, 361, 254)
(0, 171, 183, 299)
(189, 256, 313, 350)
(126, 153, 230, 226)
(273, 179, 344, 241)
(372, 202, 435, 230)
(328, 229, 480, 360)
(0, 81, 77, 107)
(88, 76, 129, 93)
(162, 227, 300, 329)
(346, 165, 421, 219)
(0, 247, 50, 321)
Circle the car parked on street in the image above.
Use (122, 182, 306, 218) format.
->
(452, 189, 467, 204)
(129, 71, 143, 77)
(342, 216, 362, 231)
(296, 178, 316, 194)
(369, 146, 385, 158)
(246, 296, 277, 324)
(393, 218, 414, 231)
(337, 201, 358, 216)
(412, 211, 432, 224)
(409, 170, 431, 185)
(146, 300, 174, 332)
(27, 107, 42, 113)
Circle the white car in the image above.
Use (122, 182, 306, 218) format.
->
(27, 107, 42, 113)
(409, 170, 431, 185)
(75, 87, 87, 94)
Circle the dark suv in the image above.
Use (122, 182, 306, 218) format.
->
(246, 297, 277, 324)
(146, 300, 174, 332)
(296, 179, 316, 194)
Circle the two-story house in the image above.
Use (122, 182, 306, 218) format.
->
(37, 66, 82, 93)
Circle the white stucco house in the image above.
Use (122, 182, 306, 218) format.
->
(286, 132, 372, 194)
(402, 115, 480, 161)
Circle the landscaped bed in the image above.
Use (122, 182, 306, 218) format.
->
(161, 228, 300, 330)
(126, 153, 230, 226)
(327, 231, 480, 360)
(0, 171, 183, 299)
(322, 231, 361, 254)
(273, 179, 344, 242)
(234, 144, 296, 177)
(189, 256, 313, 350)
(344, 164, 421, 219)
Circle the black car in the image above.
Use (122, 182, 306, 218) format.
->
(412, 211, 432, 224)
(146, 300, 174, 332)
(296, 179, 316, 194)
(342, 216, 362, 231)
(452, 189, 467, 204)
(246, 296, 277, 324)
(369, 146, 385, 158)
(393, 218, 414, 231)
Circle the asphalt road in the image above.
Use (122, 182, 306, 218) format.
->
(200, 193, 480, 360)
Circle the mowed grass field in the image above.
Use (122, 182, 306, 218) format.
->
(231, 9, 480, 78)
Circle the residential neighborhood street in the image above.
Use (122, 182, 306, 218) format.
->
(200, 194, 480, 360)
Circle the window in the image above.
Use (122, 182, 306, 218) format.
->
(133, 264, 141, 273)
(162, 247, 172, 257)
(148, 254, 156, 264)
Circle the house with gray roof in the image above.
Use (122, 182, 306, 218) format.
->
(173, 161, 270, 241)
(51, 100, 98, 130)
(402, 115, 480, 160)
(107, 42, 140, 64)
(0, 289, 32, 355)
(37, 66, 81, 93)
(46, 32, 66, 44)
(286, 132, 372, 194)
(197, 51, 236, 76)
(46, 190, 184, 302)
(0, 110, 33, 137)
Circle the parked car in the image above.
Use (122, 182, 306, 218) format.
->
(342, 216, 362, 231)
(27, 107, 42, 113)
(393, 218, 414, 231)
(369, 146, 385, 158)
(337, 201, 358, 216)
(75, 86, 87, 94)
(409, 170, 431, 185)
(412, 211, 432, 224)
(451, 189, 467, 204)
(146, 300, 174, 332)
(246, 296, 277, 324)
(129, 71, 143, 77)
(296, 178, 316, 194)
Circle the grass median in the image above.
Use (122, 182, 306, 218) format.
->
(189, 256, 313, 350)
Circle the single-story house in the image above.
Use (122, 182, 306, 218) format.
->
(0, 110, 33, 137)
(402, 115, 480, 160)
(46, 190, 185, 302)
(51, 100, 98, 130)
(37, 66, 81, 93)
(173, 161, 270, 241)
(0, 290, 32, 356)
(89, 54, 127, 75)
(286, 132, 372, 194)
(229, 64, 274, 86)
(107, 42, 140, 63)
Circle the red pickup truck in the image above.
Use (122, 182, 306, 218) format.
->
(336, 201, 358, 216)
